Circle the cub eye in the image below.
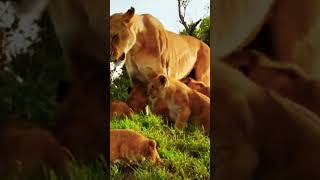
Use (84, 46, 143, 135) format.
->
(111, 34, 119, 42)
(151, 85, 154, 89)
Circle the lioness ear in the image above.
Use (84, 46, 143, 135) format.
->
(124, 7, 135, 23)
(158, 75, 168, 87)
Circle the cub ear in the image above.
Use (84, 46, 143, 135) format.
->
(148, 140, 157, 149)
(124, 7, 135, 23)
(158, 75, 168, 87)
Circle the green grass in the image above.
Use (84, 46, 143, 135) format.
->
(110, 113, 210, 179)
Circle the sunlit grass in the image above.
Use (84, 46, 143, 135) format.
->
(110, 113, 210, 179)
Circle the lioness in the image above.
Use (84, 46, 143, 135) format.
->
(223, 50, 320, 117)
(0, 122, 72, 177)
(110, 129, 161, 164)
(110, 7, 210, 86)
(180, 77, 210, 97)
(214, 60, 320, 180)
(147, 74, 210, 134)
(110, 100, 133, 119)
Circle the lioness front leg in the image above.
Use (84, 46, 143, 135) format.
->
(174, 106, 191, 130)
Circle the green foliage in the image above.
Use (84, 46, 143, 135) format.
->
(180, 16, 210, 46)
(110, 113, 210, 179)
(110, 67, 131, 101)
(194, 16, 210, 45)
(0, 14, 66, 126)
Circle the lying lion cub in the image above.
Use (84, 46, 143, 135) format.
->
(223, 50, 320, 117)
(110, 100, 133, 119)
(180, 77, 210, 97)
(110, 129, 161, 164)
(147, 74, 210, 134)
(214, 60, 320, 180)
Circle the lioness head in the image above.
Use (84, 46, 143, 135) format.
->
(110, 7, 137, 65)
(147, 74, 168, 100)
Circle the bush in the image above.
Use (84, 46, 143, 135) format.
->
(110, 66, 131, 101)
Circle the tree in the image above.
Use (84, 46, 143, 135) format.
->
(177, 0, 201, 36)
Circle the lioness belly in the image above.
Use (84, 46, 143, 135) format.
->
(126, 54, 197, 84)
(126, 55, 164, 83)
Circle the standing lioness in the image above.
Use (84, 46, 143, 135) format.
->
(110, 7, 210, 86)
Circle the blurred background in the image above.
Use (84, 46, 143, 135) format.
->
(0, 0, 66, 126)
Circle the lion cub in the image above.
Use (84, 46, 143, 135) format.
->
(180, 77, 210, 97)
(147, 74, 210, 134)
(126, 83, 148, 113)
(110, 129, 161, 164)
(110, 100, 133, 119)
(223, 50, 320, 117)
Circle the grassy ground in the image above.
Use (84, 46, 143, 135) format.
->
(110, 113, 210, 179)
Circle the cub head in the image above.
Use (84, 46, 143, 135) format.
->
(141, 139, 162, 164)
(110, 7, 137, 65)
(147, 74, 168, 101)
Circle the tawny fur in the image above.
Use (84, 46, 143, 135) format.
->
(149, 97, 172, 124)
(223, 50, 320, 117)
(126, 82, 148, 113)
(180, 77, 210, 97)
(214, 0, 320, 78)
(110, 7, 210, 86)
(214, 60, 320, 180)
(147, 74, 210, 134)
(110, 100, 133, 119)
(110, 129, 161, 164)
